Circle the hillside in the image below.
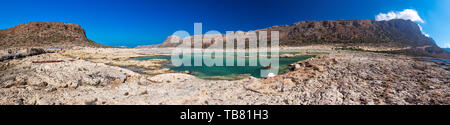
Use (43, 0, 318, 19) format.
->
(158, 19, 450, 59)
(0, 22, 101, 49)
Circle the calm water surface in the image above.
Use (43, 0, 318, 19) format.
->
(133, 52, 312, 80)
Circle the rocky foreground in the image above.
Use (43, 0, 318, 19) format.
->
(0, 47, 448, 105)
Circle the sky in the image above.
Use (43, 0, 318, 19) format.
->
(0, 0, 449, 48)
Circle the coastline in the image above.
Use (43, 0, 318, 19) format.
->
(0, 46, 448, 105)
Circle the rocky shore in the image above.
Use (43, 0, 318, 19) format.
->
(0, 47, 448, 105)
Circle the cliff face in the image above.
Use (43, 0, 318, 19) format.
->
(158, 35, 183, 48)
(158, 19, 449, 58)
(265, 19, 449, 58)
(261, 19, 422, 46)
(0, 22, 101, 49)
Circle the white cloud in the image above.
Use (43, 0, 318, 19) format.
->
(376, 9, 424, 23)
(377, 9, 430, 37)
(417, 24, 430, 37)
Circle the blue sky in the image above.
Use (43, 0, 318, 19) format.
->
(0, 0, 449, 48)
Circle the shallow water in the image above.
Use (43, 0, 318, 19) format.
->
(133, 52, 312, 80)
(423, 59, 450, 63)
(423, 59, 450, 68)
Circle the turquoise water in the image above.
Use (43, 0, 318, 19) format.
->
(133, 52, 312, 80)
(423, 59, 450, 64)
(423, 59, 450, 69)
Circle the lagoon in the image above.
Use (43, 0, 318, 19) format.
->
(133, 52, 312, 80)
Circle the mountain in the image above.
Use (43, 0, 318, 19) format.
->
(0, 22, 101, 49)
(157, 19, 449, 58)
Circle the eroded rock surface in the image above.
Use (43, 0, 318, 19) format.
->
(0, 53, 140, 89)
(258, 52, 449, 104)
(0, 48, 448, 105)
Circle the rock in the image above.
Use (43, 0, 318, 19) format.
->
(27, 79, 48, 87)
(89, 59, 168, 70)
(143, 68, 176, 75)
(1, 77, 18, 88)
(183, 71, 192, 74)
(27, 48, 46, 56)
(16, 99, 25, 105)
(82, 77, 100, 86)
(139, 90, 148, 95)
(283, 79, 295, 85)
(44, 86, 57, 92)
(263, 65, 272, 69)
(279, 54, 295, 58)
(309, 63, 324, 72)
(69, 81, 80, 89)
(84, 98, 98, 105)
(36, 98, 55, 105)
(294, 64, 301, 70)
(0, 48, 47, 61)
(147, 77, 164, 83)
(158, 19, 450, 58)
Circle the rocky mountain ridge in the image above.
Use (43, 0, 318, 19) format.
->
(0, 22, 101, 49)
(157, 19, 449, 59)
